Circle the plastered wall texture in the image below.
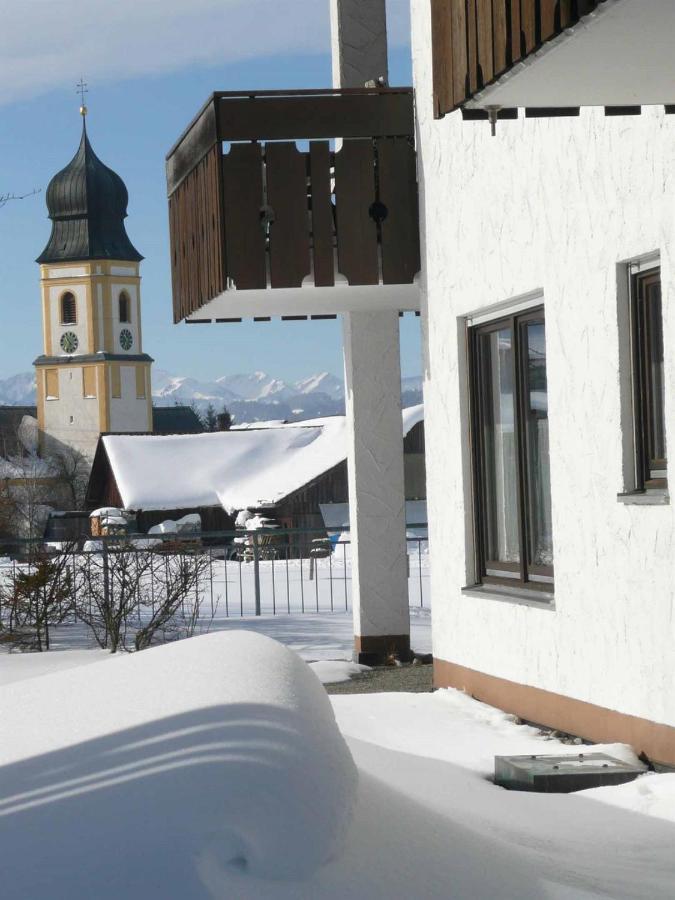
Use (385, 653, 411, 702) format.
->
(412, 0, 675, 726)
(44, 367, 101, 458)
(343, 310, 410, 639)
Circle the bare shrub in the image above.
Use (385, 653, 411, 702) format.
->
(78, 545, 152, 653)
(0, 545, 79, 651)
(134, 546, 212, 651)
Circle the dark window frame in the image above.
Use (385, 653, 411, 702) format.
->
(60, 291, 77, 325)
(631, 268, 667, 490)
(119, 291, 131, 324)
(469, 305, 554, 593)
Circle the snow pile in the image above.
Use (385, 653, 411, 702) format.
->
(102, 405, 424, 514)
(148, 512, 202, 535)
(309, 660, 371, 684)
(0, 632, 358, 896)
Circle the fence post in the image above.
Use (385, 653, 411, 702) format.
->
(102, 537, 110, 622)
(252, 532, 261, 616)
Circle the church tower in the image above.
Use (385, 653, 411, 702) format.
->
(35, 114, 153, 459)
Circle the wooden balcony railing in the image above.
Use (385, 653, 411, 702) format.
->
(166, 88, 420, 323)
(431, 0, 607, 117)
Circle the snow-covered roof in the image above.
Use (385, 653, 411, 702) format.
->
(102, 405, 423, 514)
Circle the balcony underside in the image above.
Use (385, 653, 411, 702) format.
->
(166, 89, 420, 323)
(185, 279, 420, 322)
(465, 0, 675, 110)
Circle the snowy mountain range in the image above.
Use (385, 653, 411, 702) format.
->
(0, 370, 422, 424)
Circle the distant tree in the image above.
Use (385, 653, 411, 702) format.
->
(48, 445, 90, 510)
(203, 403, 218, 432)
(217, 406, 232, 431)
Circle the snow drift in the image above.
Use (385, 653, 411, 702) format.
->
(0, 632, 358, 897)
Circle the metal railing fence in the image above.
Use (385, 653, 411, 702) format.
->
(0, 527, 429, 639)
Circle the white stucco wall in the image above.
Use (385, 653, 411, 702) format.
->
(43, 367, 100, 458)
(412, 0, 675, 726)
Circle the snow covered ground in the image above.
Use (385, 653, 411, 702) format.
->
(1, 632, 674, 898)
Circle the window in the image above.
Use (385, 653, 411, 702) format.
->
(45, 368, 59, 400)
(60, 292, 76, 324)
(470, 307, 553, 591)
(111, 364, 121, 399)
(82, 367, 97, 399)
(135, 365, 146, 399)
(631, 268, 667, 489)
(119, 291, 131, 323)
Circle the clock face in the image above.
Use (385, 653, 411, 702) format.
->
(120, 328, 133, 351)
(60, 331, 79, 354)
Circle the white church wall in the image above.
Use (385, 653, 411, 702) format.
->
(412, 0, 675, 727)
(43, 367, 100, 458)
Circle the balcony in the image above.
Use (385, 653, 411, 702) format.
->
(432, 0, 675, 116)
(166, 88, 420, 323)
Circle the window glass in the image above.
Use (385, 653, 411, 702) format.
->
(479, 327, 520, 568)
(472, 307, 553, 588)
(522, 320, 553, 569)
(633, 270, 667, 488)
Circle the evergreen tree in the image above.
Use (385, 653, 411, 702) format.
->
(203, 403, 218, 432)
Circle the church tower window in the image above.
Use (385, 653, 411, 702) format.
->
(119, 291, 131, 323)
(60, 292, 77, 324)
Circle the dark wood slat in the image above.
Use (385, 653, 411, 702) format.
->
(521, 0, 536, 53)
(467, 0, 478, 94)
(431, 0, 453, 116)
(540, 0, 556, 41)
(558, 0, 573, 28)
(511, 0, 522, 62)
(334, 140, 378, 286)
(215, 93, 413, 142)
(493, 0, 508, 72)
(265, 142, 311, 289)
(222, 143, 266, 290)
(451, 0, 469, 109)
(377, 138, 420, 285)
(309, 142, 335, 287)
(476, 0, 494, 87)
(166, 98, 218, 195)
(577, 0, 599, 14)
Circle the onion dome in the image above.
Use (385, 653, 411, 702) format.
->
(37, 123, 142, 264)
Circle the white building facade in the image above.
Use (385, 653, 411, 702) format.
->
(413, 1, 675, 763)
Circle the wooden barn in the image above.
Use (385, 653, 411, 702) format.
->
(85, 408, 425, 551)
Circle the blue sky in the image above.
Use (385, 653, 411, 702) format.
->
(0, 0, 421, 384)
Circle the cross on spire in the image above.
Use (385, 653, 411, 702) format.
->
(76, 78, 88, 117)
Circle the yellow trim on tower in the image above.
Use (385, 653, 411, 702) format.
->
(42, 286, 52, 356)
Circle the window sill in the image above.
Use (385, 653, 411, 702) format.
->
(462, 583, 555, 609)
(617, 490, 670, 506)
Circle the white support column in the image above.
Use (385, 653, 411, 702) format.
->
(343, 311, 411, 662)
(331, 0, 411, 663)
